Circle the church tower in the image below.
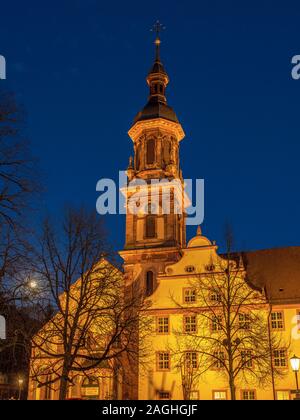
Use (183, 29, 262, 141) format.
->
(120, 23, 187, 298)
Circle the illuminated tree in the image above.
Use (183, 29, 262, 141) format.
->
(29, 208, 149, 400)
(173, 233, 287, 400)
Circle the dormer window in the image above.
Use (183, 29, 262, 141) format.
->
(185, 265, 195, 273)
(205, 264, 215, 272)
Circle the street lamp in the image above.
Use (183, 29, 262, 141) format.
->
(28, 279, 38, 290)
(18, 378, 24, 400)
(290, 354, 300, 391)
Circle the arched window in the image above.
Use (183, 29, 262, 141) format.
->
(146, 139, 155, 165)
(136, 146, 140, 171)
(163, 139, 171, 165)
(145, 215, 156, 238)
(146, 271, 154, 296)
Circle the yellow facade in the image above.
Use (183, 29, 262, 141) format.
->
(137, 231, 300, 400)
(28, 259, 123, 400)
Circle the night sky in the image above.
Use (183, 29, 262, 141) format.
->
(1, 0, 300, 252)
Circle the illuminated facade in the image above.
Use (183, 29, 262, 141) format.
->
(28, 33, 300, 401)
(121, 33, 300, 401)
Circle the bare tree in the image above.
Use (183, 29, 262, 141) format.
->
(177, 351, 206, 400)
(0, 90, 39, 296)
(173, 233, 287, 400)
(0, 90, 41, 392)
(29, 208, 149, 400)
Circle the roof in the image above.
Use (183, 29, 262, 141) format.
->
(133, 100, 179, 124)
(242, 247, 300, 304)
(148, 59, 167, 75)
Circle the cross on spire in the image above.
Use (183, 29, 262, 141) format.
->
(150, 20, 165, 60)
(151, 20, 165, 39)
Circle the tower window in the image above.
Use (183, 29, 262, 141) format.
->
(136, 146, 140, 170)
(146, 139, 155, 165)
(163, 140, 171, 165)
(146, 271, 154, 296)
(145, 215, 156, 238)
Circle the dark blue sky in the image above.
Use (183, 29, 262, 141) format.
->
(1, 0, 300, 252)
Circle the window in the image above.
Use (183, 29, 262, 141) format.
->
(276, 390, 290, 400)
(185, 351, 198, 369)
(211, 315, 223, 331)
(185, 265, 195, 273)
(213, 391, 227, 400)
(157, 317, 169, 334)
(239, 313, 251, 330)
(146, 271, 154, 296)
(157, 352, 170, 371)
(158, 391, 170, 400)
(184, 288, 196, 303)
(146, 138, 155, 165)
(145, 215, 156, 238)
(81, 376, 99, 400)
(297, 310, 300, 331)
(213, 351, 225, 369)
(136, 147, 140, 170)
(163, 140, 171, 165)
(184, 315, 197, 333)
(189, 391, 199, 400)
(241, 390, 256, 400)
(271, 311, 284, 330)
(210, 289, 222, 302)
(273, 349, 287, 368)
(241, 350, 253, 368)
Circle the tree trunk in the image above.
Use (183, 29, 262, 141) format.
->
(229, 376, 236, 400)
(59, 365, 70, 400)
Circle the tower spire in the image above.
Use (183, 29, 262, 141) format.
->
(130, 22, 182, 127)
(151, 20, 165, 61)
(147, 21, 169, 105)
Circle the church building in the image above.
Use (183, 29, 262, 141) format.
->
(28, 29, 300, 401)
